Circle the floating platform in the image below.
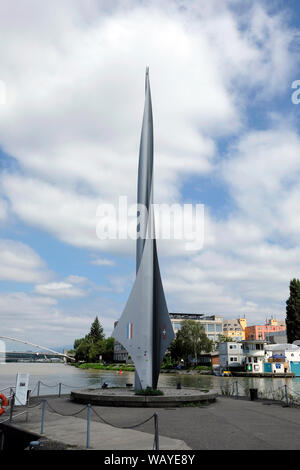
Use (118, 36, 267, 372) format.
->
(71, 387, 217, 407)
(231, 372, 295, 378)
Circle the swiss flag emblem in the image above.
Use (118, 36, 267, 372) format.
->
(162, 324, 166, 340)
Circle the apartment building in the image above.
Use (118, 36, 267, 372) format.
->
(245, 318, 286, 341)
(170, 313, 223, 343)
(222, 318, 247, 341)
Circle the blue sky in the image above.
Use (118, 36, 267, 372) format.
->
(1, 0, 300, 349)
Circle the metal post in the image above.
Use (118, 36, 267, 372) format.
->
(284, 384, 289, 406)
(58, 383, 62, 398)
(40, 400, 46, 434)
(26, 390, 30, 423)
(0, 430, 4, 450)
(86, 404, 91, 449)
(236, 381, 239, 399)
(154, 412, 159, 450)
(9, 393, 15, 424)
(37, 381, 41, 398)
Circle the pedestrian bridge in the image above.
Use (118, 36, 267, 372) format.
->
(0, 336, 74, 361)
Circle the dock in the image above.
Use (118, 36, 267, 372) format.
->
(231, 372, 295, 378)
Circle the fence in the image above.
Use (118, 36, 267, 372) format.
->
(219, 379, 300, 407)
(0, 387, 160, 450)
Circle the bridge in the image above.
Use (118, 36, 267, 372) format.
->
(0, 336, 75, 361)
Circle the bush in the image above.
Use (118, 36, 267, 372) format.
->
(135, 387, 164, 396)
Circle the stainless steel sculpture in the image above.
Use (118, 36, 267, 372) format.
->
(112, 68, 174, 390)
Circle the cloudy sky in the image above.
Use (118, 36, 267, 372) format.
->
(1, 0, 300, 349)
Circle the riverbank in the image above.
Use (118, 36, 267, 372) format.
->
(2, 363, 300, 404)
(72, 362, 212, 375)
(3, 394, 300, 450)
(73, 363, 135, 372)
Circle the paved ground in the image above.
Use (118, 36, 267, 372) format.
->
(4, 395, 300, 450)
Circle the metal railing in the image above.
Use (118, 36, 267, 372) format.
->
(0, 392, 160, 450)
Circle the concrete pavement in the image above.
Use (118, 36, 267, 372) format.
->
(5, 395, 300, 450)
(7, 398, 190, 450)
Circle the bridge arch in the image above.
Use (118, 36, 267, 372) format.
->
(0, 336, 74, 361)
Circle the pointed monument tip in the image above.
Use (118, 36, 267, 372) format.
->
(145, 67, 150, 92)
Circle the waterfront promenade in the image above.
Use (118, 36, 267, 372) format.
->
(5, 395, 300, 450)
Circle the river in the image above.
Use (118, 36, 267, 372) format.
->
(1, 363, 300, 401)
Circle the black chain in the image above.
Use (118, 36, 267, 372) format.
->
(91, 406, 155, 430)
(45, 400, 88, 417)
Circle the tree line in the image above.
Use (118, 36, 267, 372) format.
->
(71, 317, 114, 362)
(70, 317, 215, 365)
(69, 279, 300, 366)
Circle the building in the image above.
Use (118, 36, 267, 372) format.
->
(218, 339, 300, 376)
(219, 342, 244, 369)
(264, 343, 300, 376)
(222, 318, 247, 341)
(197, 351, 220, 369)
(265, 330, 287, 344)
(113, 321, 131, 363)
(113, 313, 223, 361)
(245, 318, 286, 341)
(113, 341, 129, 362)
(170, 313, 223, 343)
(242, 340, 265, 373)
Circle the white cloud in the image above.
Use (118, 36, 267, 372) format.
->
(0, 239, 50, 283)
(222, 126, 300, 242)
(1, 0, 297, 254)
(0, 290, 117, 347)
(90, 258, 115, 267)
(0, 199, 7, 221)
(34, 282, 86, 298)
(0, 0, 299, 340)
(65, 275, 88, 284)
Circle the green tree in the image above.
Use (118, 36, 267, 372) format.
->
(286, 279, 300, 343)
(74, 338, 91, 362)
(217, 335, 233, 344)
(73, 317, 114, 362)
(87, 339, 104, 362)
(102, 337, 115, 362)
(88, 316, 104, 343)
(170, 320, 213, 364)
(169, 334, 186, 362)
(74, 337, 85, 350)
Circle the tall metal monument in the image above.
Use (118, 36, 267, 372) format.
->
(112, 68, 174, 390)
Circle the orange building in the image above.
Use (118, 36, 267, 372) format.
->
(245, 318, 286, 341)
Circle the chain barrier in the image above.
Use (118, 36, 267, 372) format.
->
(2, 395, 158, 448)
(91, 406, 155, 430)
(285, 384, 300, 397)
(60, 383, 88, 389)
(45, 401, 88, 417)
(27, 401, 43, 409)
(257, 384, 287, 401)
(0, 386, 15, 393)
(39, 381, 59, 388)
(0, 409, 28, 425)
(0, 397, 159, 450)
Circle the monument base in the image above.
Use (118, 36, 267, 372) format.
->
(71, 387, 217, 407)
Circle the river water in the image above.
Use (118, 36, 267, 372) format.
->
(1, 363, 300, 401)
